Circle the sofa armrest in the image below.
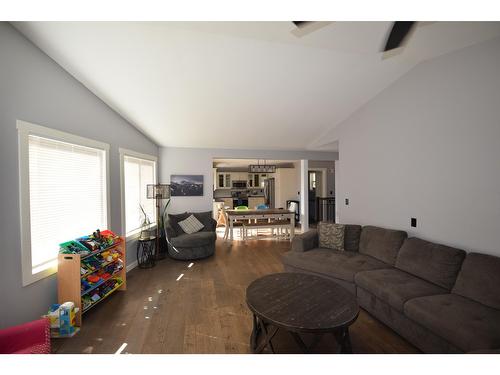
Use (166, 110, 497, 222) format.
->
(165, 224, 177, 240)
(291, 229, 319, 252)
(206, 218, 217, 232)
(0, 318, 50, 354)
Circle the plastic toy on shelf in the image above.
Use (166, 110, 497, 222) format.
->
(77, 229, 121, 253)
(82, 277, 123, 313)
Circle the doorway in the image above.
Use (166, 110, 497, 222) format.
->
(308, 171, 321, 224)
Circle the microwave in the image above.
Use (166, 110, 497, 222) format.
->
(232, 180, 247, 188)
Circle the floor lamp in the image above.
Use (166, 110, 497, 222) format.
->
(147, 183, 171, 260)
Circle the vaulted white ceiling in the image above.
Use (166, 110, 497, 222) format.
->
(12, 22, 500, 151)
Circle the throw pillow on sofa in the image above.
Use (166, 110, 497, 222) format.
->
(178, 214, 205, 234)
(318, 222, 345, 251)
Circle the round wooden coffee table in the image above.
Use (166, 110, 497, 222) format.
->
(246, 272, 359, 354)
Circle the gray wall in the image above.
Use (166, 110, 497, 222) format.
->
(336, 37, 500, 256)
(0, 23, 158, 328)
(159, 147, 337, 214)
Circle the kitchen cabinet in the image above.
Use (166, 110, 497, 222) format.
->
(231, 172, 247, 182)
(248, 173, 266, 187)
(217, 172, 250, 188)
(217, 173, 232, 188)
(249, 173, 276, 187)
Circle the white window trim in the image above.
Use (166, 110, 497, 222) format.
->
(119, 148, 158, 242)
(17, 120, 111, 286)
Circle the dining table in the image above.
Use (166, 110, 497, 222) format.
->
(225, 208, 295, 241)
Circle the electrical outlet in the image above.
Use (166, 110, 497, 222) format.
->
(345, 198, 349, 206)
(411, 218, 417, 228)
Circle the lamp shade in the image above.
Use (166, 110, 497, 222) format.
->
(147, 184, 171, 199)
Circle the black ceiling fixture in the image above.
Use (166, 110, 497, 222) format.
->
(292, 21, 312, 28)
(291, 21, 418, 53)
(383, 21, 417, 52)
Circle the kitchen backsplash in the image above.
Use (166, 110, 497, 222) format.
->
(213, 188, 264, 198)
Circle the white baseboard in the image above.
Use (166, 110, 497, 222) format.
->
(126, 260, 138, 273)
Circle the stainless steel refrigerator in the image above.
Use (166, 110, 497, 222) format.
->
(264, 178, 275, 208)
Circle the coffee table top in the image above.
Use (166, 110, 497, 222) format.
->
(246, 273, 359, 333)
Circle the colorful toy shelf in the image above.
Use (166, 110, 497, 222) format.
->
(82, 278, 124, 314)
(57, 230, 126, 327)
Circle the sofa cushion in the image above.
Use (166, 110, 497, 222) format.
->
(355, 268, 447, 312)
(318, 222, 345, 250)
(170, 231, 216, 248)
(396, 238, 466, 290)
(168, 212, 190, 235)
(404, 294, 500, 352)
(192, 211, 215, 232)
(169, 211, 215, 235)
(178, 214, 204, 234)
(452, 253, 500, 310)
(344, 224, 362, 252)
(282, 248, 389, 283)
(359, 226, 407, 265)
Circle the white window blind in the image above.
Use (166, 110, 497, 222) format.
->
(28, 135, 108, 274)
(123, 155, 156, 235)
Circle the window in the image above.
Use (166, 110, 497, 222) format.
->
(18, 121, 110, 286)
(120, 149, 157, 238)
(309, 171, 317, 191)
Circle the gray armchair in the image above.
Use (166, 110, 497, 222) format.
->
(165, 211, 217, 260)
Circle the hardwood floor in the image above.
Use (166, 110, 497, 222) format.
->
(52, 237, 419, 354)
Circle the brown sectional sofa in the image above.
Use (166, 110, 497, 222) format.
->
(282, 225, 500, 353)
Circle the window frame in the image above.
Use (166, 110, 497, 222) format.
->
(119, 148, 158, 241)
(17, 120, 111, 286)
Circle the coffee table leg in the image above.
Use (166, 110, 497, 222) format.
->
(260, 321, 276, 354)
(343, 328, 353, 353)
(334, 327, 353, 354)
(290, 332, 309, 353)
(251, 316, 278, 354)
(254, 326, 278, 353)
(290, 332, 324, 353)
(250, 314, 259, 352)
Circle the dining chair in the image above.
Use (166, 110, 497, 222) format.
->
(270, 201, 296, 238)
(221, 206, 244, 240)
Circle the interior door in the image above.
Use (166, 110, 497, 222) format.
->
(308, 171, 317, 224)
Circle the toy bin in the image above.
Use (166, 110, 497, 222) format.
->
(101, 229, 120, 240)
(59, 240, 88, 254)
(100, 230, 122, 247)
